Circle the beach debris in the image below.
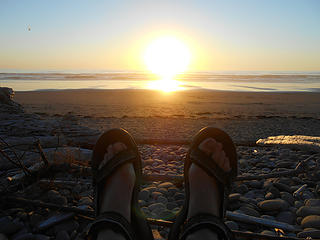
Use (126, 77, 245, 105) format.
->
(257, 135, 320, 152)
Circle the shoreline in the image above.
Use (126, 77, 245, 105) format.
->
(15, 89, 320, 120)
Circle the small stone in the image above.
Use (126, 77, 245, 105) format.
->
(297, 228, 320, 239)
(258, 199, 289, 211)
(53, 220, 79, 234)
(167, 187, 178, 196)
(280, 192, 294, 206)
(151, 192, 163, 200)
(305, 199, 320, 207)
(138, 189, 149, 201)
(276, 211, 296, 225)
(174, 193, 185, 201)
(265, 192, 274, 200)
(55, 230, 70, 240)
(158, 182, 174, 189)
(0, 217, 24, 235)
(239, 206, 260, 217)
(159, 210, 175, 220)
(47, 190, 67, 205)
(34, 234, 50, 240)
(294, 201, 303, 209)
(228, 193, 241, 202)
(12, 232, 33, 240)
(157, 196, 168, 204)
(235, 184, 248, 194)
(248, 180, 262, 189)
(148, 203, 166, 212)
(296, 206, 320, 218)
(167, 202, 178, 210)
(78, 197, 92, 205)
(225, 221, 239, 231)
(301, 215, 320, 229)
(261, 230, 276, 236)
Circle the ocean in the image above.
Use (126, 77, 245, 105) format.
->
(1, 71, 320, 92)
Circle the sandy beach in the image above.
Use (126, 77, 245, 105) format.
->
(15, 89, 320, 119)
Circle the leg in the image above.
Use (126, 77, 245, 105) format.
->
(97, 142, 135, 240)
(186, 138, 231, 240)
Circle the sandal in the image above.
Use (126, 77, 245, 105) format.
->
(84, 128, 153, 240)
(168, 127, 238, 240)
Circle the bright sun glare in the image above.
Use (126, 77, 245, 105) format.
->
(144, 36, 191, 92)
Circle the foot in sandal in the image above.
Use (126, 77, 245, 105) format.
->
(168, 127, 237, 240)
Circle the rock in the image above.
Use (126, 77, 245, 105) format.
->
(239, 206, 260, 217)
(260, 230, 276, 236)
(265, 192, 274, 200)
(258, 199, 289, 211)
(29, 213, 43, 227)
(174, 193, 185, 201)
(295, 201, 303, 209)
(78, 197, 92, 206)
(151, 192, 163, 200)
(0, 216, 24, 235)
(47, 190, 67, 205)
(158, 182, 174, 188)
(225, 221, 239, 231)
(296, 206, 320, 217)
(139, 189, 150, 201)
(297, 228, 320, 239)
(267, 186, 280, 198)
(12, 232, 33, 240)
(157, 196, 168, 204)
(167, 187, 178, 196)
(143, 159, 153, 166)
(148, 203, 166, 212)
(235, 184, 248, 194)
(167, 202, 178, 210)
(276, 211, 296, 225)
(55, 230, 70, 240)
(301, 215, 320, 229)
(34, 234, 50, 240)
(159, 210, 175, 220)
(228, 193, 241, 202)
(53, 220, 79, 234)
(280, 192, 294, 206)
(305, 199, 320, 207)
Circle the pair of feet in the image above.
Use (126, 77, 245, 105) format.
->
(98, 138, 231, 222)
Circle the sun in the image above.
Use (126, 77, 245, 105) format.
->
(144, 36, 191, 91)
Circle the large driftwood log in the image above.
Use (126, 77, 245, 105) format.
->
(226, 211, 300, 232)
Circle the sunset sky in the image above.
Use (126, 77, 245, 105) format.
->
(1, 0, 319, 71)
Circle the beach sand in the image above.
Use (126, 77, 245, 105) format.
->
(15, 89, 320, 119)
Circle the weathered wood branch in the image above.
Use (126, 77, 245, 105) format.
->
(35, 141, 49, 166)
(226, 211, 300, 232)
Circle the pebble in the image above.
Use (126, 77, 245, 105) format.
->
(280, 192, 294, 206)
(139, 189, 150, 201)
(276, 211, 296, 225)
(47, 190, 67, 205)
(158, 182, 174, 188)
(148, 203, 166, 212)
(260, 230, 276, 236)
(0, 216, 24, 235)
(225, 221, 239, 231)
(305, 199, 320, 207)
(228, 193, 241, 202)
(296, 206, 320, 218)
(258, 199, 289, 211)
(301, 215, 320, 229)
(55, 230, 70, 240)
(297, 228, 320, 239)
(239, 206, 260, 217)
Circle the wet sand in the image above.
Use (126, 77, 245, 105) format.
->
(15, 89, 320, 119)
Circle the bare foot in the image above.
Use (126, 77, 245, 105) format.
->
(188, 138, 231, 218)
(98, 142, 135, 222)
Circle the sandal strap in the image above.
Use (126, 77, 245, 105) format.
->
(85, 211, 136, 240)
(180, 213, 234, 240)
(93, 149, 138, 184)
(190, 148, 231, 187)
